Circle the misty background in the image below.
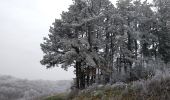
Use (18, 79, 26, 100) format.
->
(0, 0, 75, 80)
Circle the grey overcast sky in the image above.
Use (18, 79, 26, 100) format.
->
(0, 0, 150, 80)
(0, 0, 75, 80)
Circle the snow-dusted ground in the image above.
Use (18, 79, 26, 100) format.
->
(0, 75, 72, 100)
(72, 70, 170, 100)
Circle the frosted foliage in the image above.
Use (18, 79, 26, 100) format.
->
(0, 75, 72, 100)
(73, 68, 170, 100)
(85, 53, 96, 66)
(41, 0, 170, 90)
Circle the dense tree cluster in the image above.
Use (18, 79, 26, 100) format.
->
(40, 0, 170, 89)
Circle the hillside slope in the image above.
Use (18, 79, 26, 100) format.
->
(0, 75, 72, 100)
(45, 71, 170, 100)
(72, 72, 170, 100)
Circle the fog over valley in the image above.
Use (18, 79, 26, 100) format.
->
(0, 74, 72, 100)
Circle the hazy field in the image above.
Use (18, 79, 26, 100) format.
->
(0, 74, 72, 100)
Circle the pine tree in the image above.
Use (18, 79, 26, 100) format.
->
(40, 0, 170, 89)
(154, 0, 170, 64)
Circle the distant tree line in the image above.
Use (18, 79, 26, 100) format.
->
(0, 75, 71, 100)
(40, 0, 170, 89)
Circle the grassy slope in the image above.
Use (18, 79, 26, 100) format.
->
(45, 72, 170, 100)
(44, 93, 68, 100)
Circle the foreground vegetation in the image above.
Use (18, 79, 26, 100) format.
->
(73, 72, 170, 100)
(46, 70, 170, 100)
(44, 93, 68, 100)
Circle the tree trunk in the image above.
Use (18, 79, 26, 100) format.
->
(76, 61, 80, 89)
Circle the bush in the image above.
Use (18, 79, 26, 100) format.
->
(71, 69, 170, 100)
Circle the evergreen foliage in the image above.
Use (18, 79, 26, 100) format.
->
(40, 0, 170, 89)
